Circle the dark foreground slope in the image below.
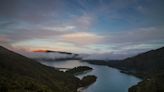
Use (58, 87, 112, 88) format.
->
(0, 46, 79, 92)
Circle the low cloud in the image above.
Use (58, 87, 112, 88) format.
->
(44, 25, 76, 32)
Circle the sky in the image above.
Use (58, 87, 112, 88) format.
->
(0, 0, 164, 58)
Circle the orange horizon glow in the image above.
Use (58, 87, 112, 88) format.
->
(32, 49, 48, 52)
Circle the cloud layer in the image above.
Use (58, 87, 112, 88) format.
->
(0, 0, 164, 59)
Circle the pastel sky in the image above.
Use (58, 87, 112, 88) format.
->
(0, 0, 164, 57)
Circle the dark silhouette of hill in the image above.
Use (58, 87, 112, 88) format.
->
(0, 46, 80, 92)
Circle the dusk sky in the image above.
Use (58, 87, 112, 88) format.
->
(0, 0, 164, 57)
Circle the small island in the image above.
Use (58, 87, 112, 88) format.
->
(79, 75, 97, 87)
(66, 66, 93, 75)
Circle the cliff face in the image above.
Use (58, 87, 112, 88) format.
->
(0, 46, 79, 92)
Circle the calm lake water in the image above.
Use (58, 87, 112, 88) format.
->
(40, 60, 141, 92)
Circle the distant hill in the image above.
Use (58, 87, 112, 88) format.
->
(0, 46, 79, 92)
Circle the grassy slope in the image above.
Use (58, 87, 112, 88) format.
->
(0, 46, 79, 92)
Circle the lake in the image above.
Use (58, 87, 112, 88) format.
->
(40, 60, 141, 92)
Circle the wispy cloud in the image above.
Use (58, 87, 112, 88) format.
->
(104, 26, 164, 44)
(44, 26, 76, 32)
(61, 32, 103, 45)
(74, 15, 94, 30)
